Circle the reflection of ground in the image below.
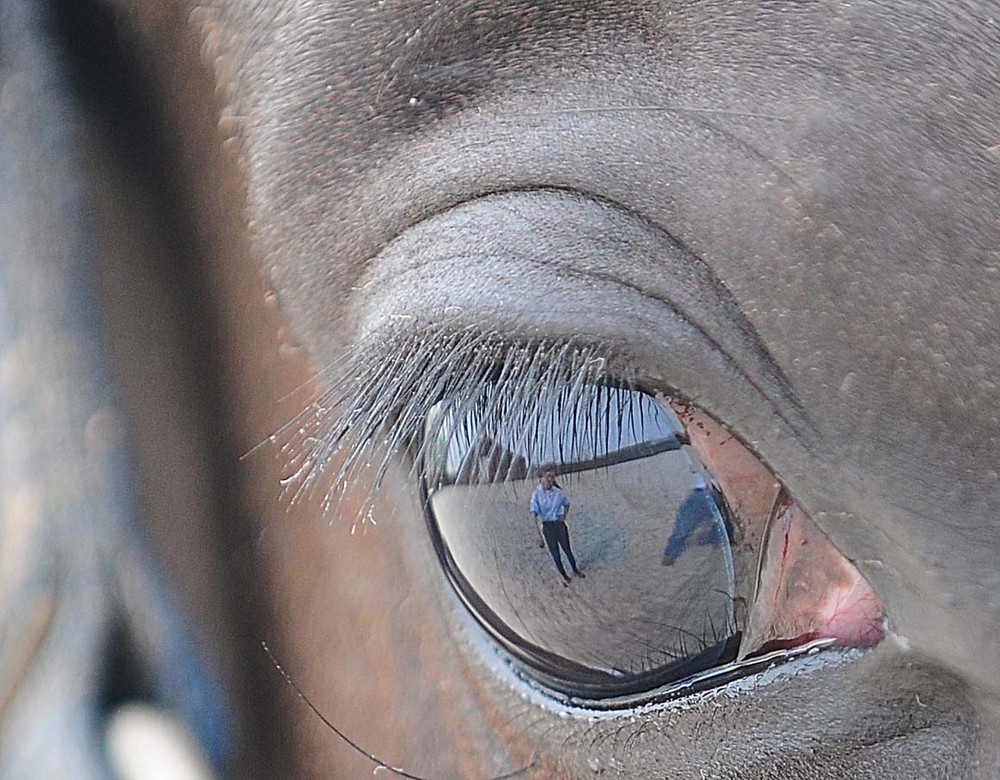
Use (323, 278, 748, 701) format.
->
(430, 451, 735, 677)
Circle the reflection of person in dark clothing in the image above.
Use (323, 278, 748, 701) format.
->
(661, 483, 728, 566)
(529, 467, 586, 586)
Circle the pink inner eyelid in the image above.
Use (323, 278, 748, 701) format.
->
(674, 404, 885, 657)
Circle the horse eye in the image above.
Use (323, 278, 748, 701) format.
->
(420, 385, 884, 704)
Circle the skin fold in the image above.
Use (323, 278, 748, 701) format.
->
(2, 0, 998, 778)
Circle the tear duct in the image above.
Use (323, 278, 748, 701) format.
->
(672, 405, 885, 660)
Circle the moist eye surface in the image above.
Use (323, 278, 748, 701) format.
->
(422, 385, 744, 698)
(273, 325, 883, 702)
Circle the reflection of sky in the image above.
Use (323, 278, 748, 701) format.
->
(436, 388, 683, 478)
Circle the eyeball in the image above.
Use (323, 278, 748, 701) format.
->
(421, 382, 884, 702)
(422, 386, 742, 698)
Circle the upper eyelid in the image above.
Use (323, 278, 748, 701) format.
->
(278, 191, 817, 519)
(265, 206, 868, 752)
(353, 188, 815, 430)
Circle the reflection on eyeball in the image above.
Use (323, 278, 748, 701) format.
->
(422, 385, 884, 704)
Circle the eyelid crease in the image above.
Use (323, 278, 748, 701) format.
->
(487, 190, 812, 439)
(356, 188, 815, 435)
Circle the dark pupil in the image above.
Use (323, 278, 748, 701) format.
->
(421, 386, 740, 700)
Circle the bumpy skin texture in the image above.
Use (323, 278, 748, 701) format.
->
(3, 0, 999, 778)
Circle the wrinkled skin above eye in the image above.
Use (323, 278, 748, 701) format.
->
(13, 0, 998, 778)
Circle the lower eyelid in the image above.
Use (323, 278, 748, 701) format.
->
(469, 628, 970, 780)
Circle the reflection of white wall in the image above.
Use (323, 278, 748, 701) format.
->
(436, 388, 684, 480)
(430, 447, 735, 676)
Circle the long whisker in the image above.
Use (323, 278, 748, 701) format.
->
(262, 642, 535, 780)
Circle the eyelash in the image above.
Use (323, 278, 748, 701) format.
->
(274, 325, 636, 531)
(274, 322, 759, 685)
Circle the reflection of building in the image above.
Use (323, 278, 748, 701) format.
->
(426, 387, 689, 487)
(452, 435, 529, 485)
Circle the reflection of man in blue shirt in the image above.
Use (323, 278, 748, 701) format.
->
(530, 467, 585, 586)
(661, 483, 728, 566)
